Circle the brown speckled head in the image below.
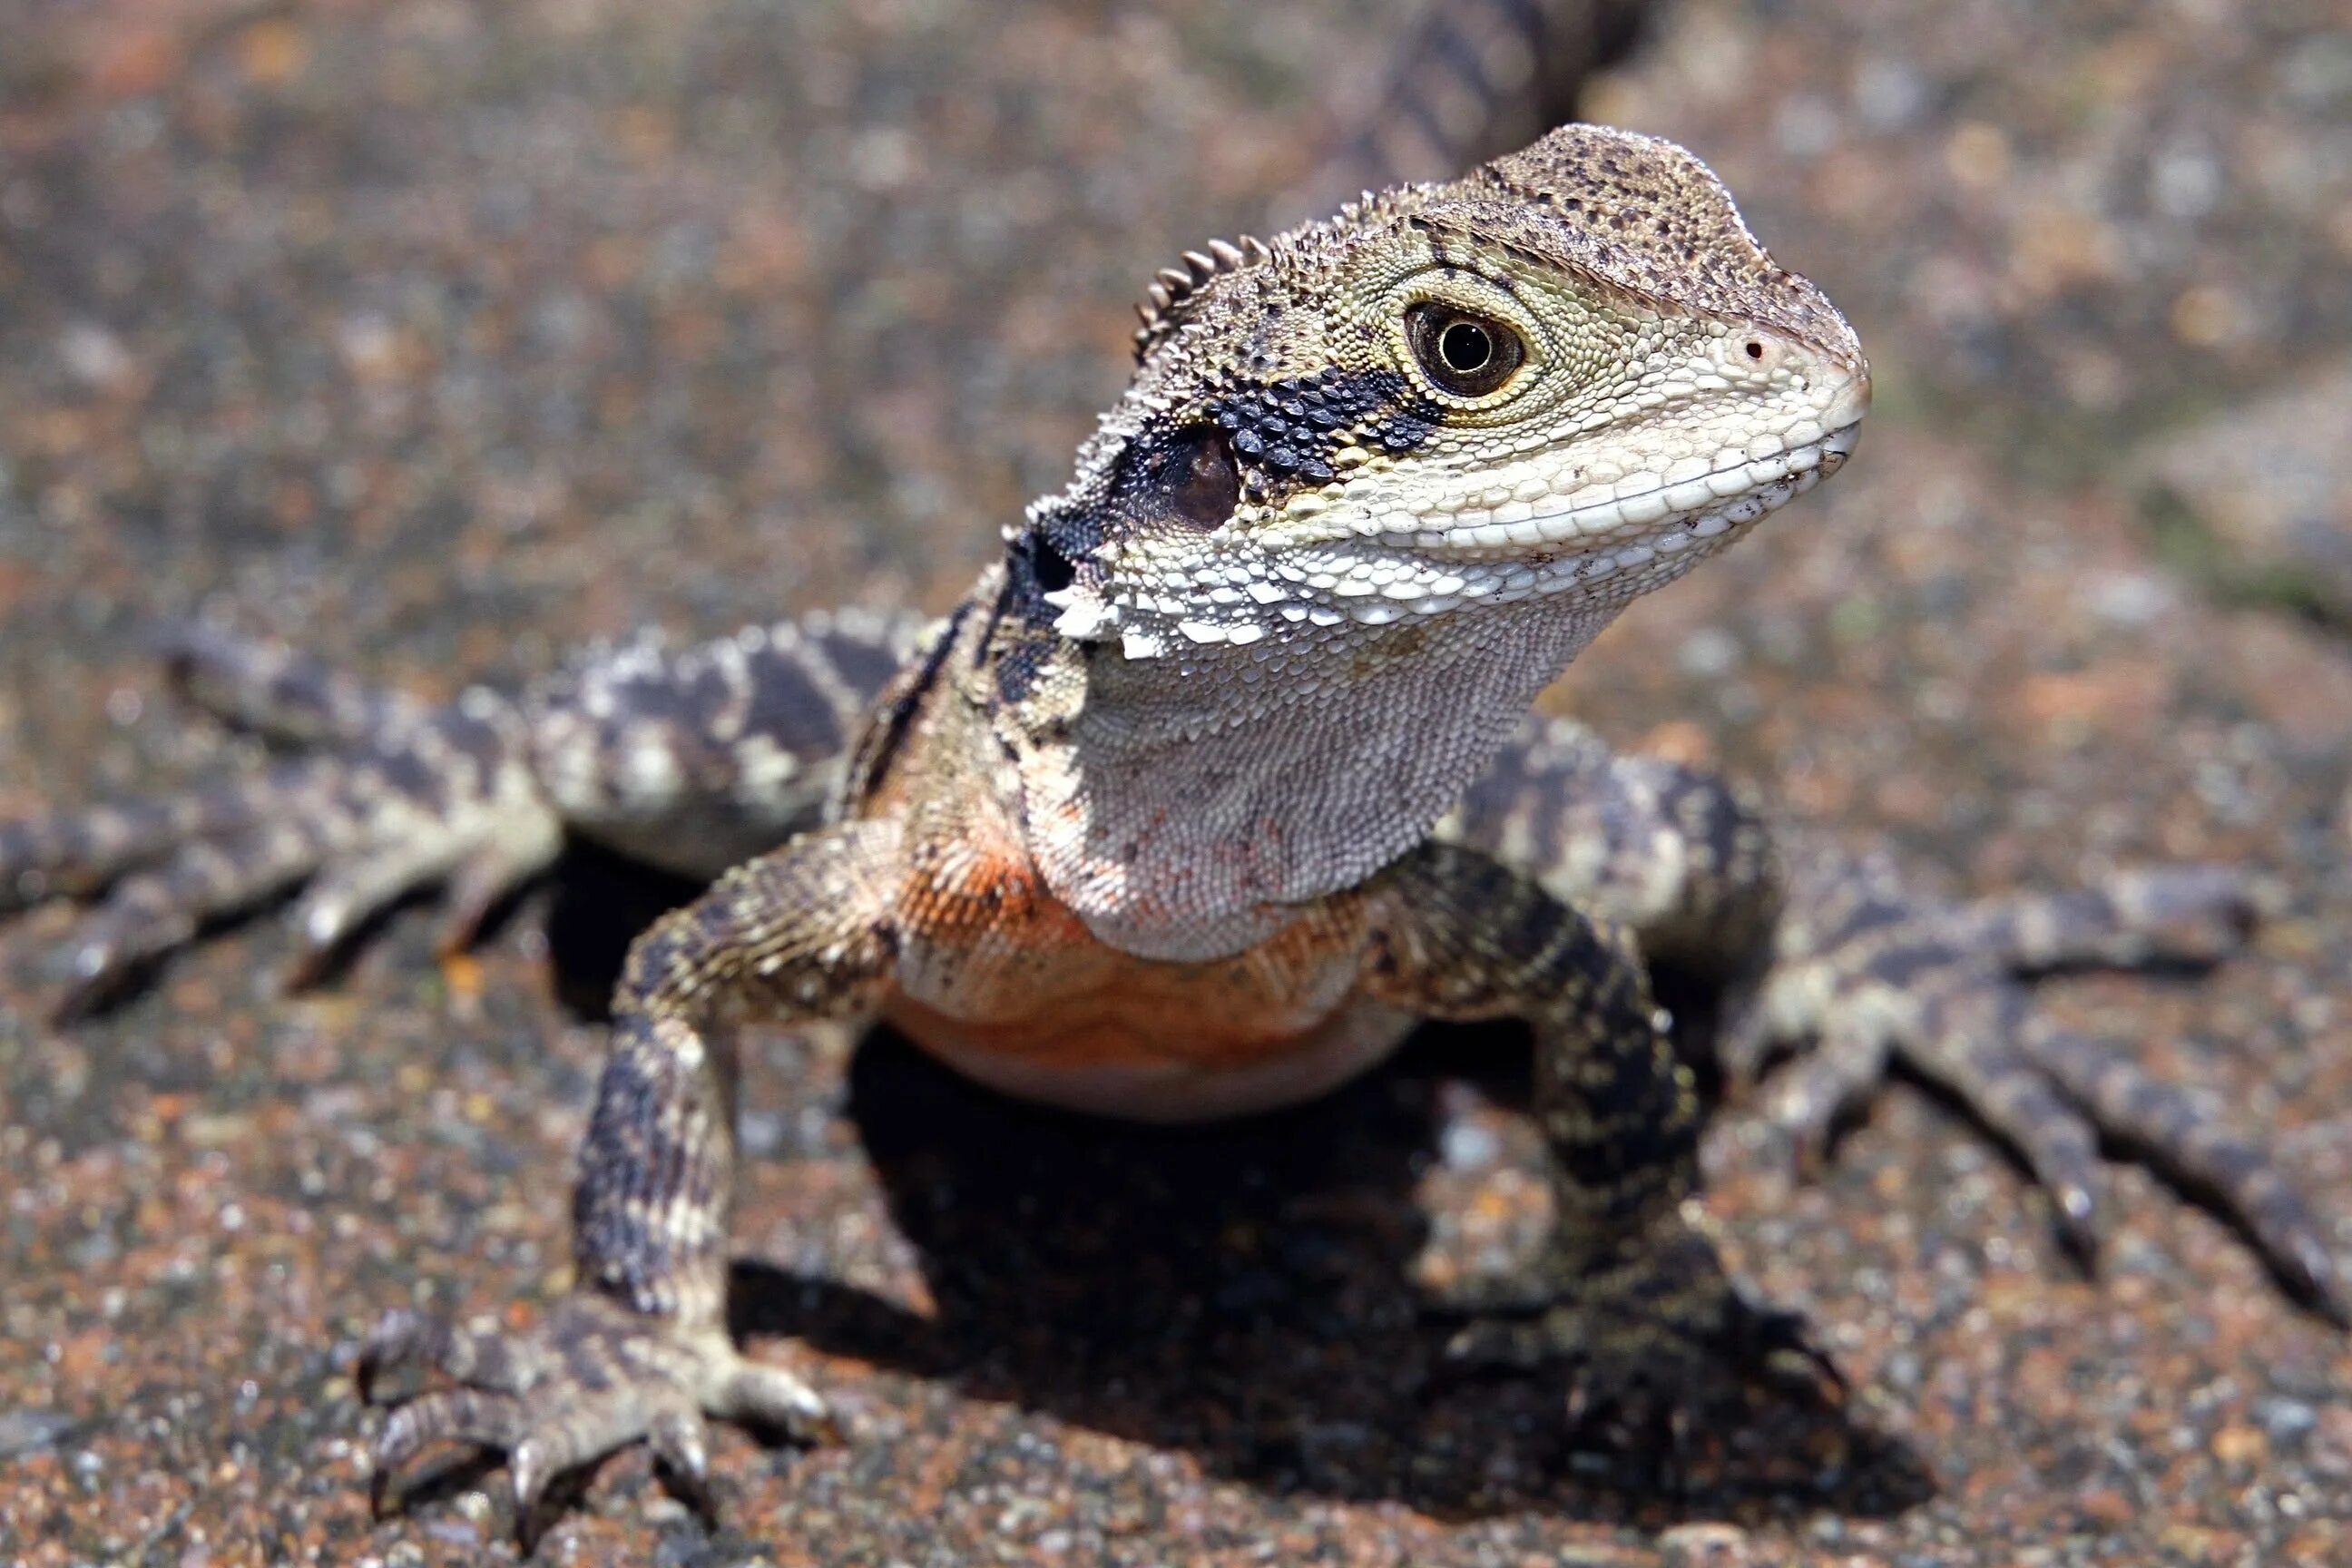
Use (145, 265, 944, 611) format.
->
(1464, 126, 1857, 358)
(1004, 123, 1869, 957)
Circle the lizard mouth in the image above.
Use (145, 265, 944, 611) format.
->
(1410, 419, 1862, 564)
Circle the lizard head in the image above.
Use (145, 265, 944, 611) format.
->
(1013, 122, 1867, 660)
(993, 123, 1868, 956)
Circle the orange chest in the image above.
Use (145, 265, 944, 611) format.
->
(877, 849, 1409, 1122)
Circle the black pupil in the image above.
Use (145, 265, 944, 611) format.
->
(1439, 321, 1492, 373)
(1406, 302, 1521, 396)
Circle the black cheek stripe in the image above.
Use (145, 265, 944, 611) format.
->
(1205, 367, 1441, 494)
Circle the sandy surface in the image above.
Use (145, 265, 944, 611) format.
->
(2, 1, 2349, 1563)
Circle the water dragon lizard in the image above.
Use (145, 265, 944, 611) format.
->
(1, 7, 2341, 1553)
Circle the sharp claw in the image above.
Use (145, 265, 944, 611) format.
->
(1439, 1316, 1550, 1373)
(435, 867, 506, 956)
(277, 950, 329, 995)
(368, 1401, 427, 1523)
(2288, 1240, 2351, 1330)
(71, 936, 114, 981)
(511, 1438, 547, 1553)
(806, 1402, 848, 1449)
(1788, 1122, 1832, 1180)
(358, 1306, 456, 1406)
(1815, 1340, 1849, 1398)
(1740, 1304, 1847, 1406)
(725, 1360, 838, 1443)
(671, 1470, 719, 1530)
(356, 1308, 413, 1404)
(280, 916, 357, 993)
(1775, 1340, 1848, 1406)
(54, 940, 130, 1022)
(2051, 1181, 2102, 1269)
(283, 906, 351, 991)
(652, 1410, 718, 1525)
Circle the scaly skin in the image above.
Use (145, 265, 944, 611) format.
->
(3, 119, 2343, 1553)
(351, 123, 2329, 1546)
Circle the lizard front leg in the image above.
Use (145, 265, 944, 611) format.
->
(1360, 840, 1842, 1452)
(1454, 714, 2346, 1321)
(358, 818, 905, 1548)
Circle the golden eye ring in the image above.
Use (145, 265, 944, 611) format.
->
(1404, 301, 1525, 397)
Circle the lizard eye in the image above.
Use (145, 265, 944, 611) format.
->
(1405, 302, 1524, 397)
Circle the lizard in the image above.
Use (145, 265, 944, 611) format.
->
(3, 120, 2342, 1549)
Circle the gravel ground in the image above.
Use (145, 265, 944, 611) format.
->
(2, 2, 2348, 1564)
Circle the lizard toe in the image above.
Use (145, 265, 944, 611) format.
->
(1969, 862, 2269, 972)
(1753, 849, 2337, 1313)
(369, 1387, 526, 1519)
(54, 825, 338, 1017)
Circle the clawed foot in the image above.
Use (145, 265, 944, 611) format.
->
(1435, 1230, 1847, 1489)
(358, 1293, 835, 1551)
(1732, 851, 2349, 1325)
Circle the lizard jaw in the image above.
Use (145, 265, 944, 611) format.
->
(1158, 413, 1864, 640)
(1408, 418, 1860, 562)
(1045, 416, 1861, 653)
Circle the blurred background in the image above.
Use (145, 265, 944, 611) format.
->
(1, 2, 2348, 1563)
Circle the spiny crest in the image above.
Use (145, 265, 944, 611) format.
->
(1130, 233, 1273, 362)
(1335, 186, 1412, 225)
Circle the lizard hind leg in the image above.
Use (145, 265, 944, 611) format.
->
(54, 804, 351, 1015)
(1763, 847, 2348, 1324)
(5, 610, 923, 1009)
(0, 621, 409, 904)
(30, 716, 559, 1014)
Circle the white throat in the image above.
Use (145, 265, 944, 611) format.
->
(1004, 597, 1614, 961)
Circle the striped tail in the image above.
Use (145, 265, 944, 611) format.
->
(1275, 0, 1649, 225)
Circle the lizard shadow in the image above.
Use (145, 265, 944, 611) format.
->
(540, 848, 1933, 1524)
(732, 1024, 1936, 1527)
